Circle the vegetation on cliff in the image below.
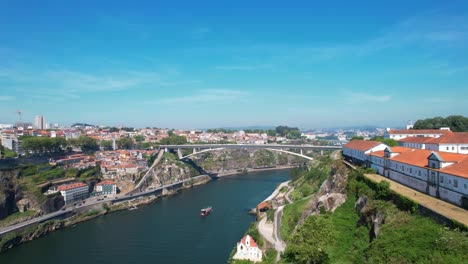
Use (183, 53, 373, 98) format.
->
(280, 167, 468, 264)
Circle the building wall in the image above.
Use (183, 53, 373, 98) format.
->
(60, 186, 89, 203)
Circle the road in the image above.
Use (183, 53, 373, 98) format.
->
(0, 175, 210, 236)
(364, 173, 468, 227)
(132, 149, 165, 192)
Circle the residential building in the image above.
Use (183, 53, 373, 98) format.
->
(233, 235, 262, 263)
(342, 140, 387, 166)
(345, 143, 468, 208)
(34, 115, 46, 130)
(58, 182, 89, 203)
(95, 180, 117, 195)
(384, 128, 451, 140)
(425, 132, 468, 154)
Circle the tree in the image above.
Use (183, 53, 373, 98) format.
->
(283, 215, 335, 264)
(413, 115, 468, 132)
(160, 135, 187, 145)
(371, 136, 398, 147)
(100, 140, 113, 151)
(276, 126, 301, 139)
(351, 136, 364, 141)
(78, 136, 99, 152)
(134, 135, 145, 142)
(116, 137, 134, 149)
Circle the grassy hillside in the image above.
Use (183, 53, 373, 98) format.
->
(280, 168, 468, 264)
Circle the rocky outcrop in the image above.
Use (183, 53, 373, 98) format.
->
(298, 163, 349, 224)
(41, 195, 65, 214)
(0, 220, 65, 253)
(355, 196, 385, 240)
(0, 169, 19, 220)
(191, 149, 309, 173)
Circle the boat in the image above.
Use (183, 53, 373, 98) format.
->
(200, 206, 213, 216)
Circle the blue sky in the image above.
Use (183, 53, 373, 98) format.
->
(1, 0, 467, 129)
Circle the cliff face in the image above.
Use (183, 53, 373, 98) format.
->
(298, 163, 349, 225)
(0, 169, 19, 220)
(0, 168, 64, 221)
(191, 149, 308, 173)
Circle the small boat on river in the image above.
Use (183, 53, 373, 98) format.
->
(200, 206, 213, 216)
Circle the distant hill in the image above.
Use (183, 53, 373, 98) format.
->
(413, 115, 468, 132)
(71, 123, 95, 128)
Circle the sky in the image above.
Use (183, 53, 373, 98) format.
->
(0, 0, 468, 129)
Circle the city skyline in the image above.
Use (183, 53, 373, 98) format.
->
(1, 1, 468, 129)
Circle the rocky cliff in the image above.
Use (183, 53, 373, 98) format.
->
(190, 149, 309, 173)
(0, 168, 64, 221)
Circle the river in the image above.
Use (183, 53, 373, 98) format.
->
(0, 170, 290, 264)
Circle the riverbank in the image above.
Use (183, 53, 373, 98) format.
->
(0, 166, 292, 255)
(217, 165, 296, 178)
(0, 175, 211, 254)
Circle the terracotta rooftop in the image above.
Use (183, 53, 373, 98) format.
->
(96, 180, 116, 186)
(256, 201, 272, 210)
(398, 137, 438, 144)
(57, 182, 88, 191)
(436, 132, 468, 144)
(240, 235, 258, 248)
(441, 158, 468, 178)
(343, 140, 383, 151)
(388, 129, 451, 135)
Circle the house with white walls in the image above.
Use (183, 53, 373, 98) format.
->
(233, 235, 262, 263)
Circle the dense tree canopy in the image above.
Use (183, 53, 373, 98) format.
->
(276, 126, 301, 139)
(371, 136, 398, 147)
(116, 137, 134, 149)
(413, 115, 468, 132)
(21, 136, 67, 154)
(160, 135, 187, 145)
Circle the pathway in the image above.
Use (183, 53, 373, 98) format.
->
(364, 173, 468, 227)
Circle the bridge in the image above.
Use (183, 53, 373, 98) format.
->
(160, 144, 342, 161)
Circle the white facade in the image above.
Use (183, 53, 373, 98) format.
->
(367, 148, 468, 208)
(59, 183, 89, 203)
(233, 235, 262, 263)
(34, 115, 46, 130)
(342, 141, 387, 164)
(426, 143, 468, 155)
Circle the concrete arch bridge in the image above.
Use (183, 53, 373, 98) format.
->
(160, 144, 342, 161)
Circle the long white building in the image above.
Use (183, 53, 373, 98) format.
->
(344, 141, 468, 208)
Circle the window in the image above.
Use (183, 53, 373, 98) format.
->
(410, 168, 412, 174)
(440, 175, 444, 183)
(454, 179, 458, 188)
(464, 184, 467, 189)
(418, 171, 421, 176)
(446, 147, 449, 150)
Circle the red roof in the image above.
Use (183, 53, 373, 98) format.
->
(58, 182, 87, 191)
(398, 137, 438, 144)
(343, 140, 383, 151)
(441, 159, 468, 178)
(256, 201, 272, 210)
(436, 132, 468, 144)
(388, 129, 451, 135)
(97, 180, 116, 186)
(240, 235, 258, 248)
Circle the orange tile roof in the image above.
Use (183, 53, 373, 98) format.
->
(398, 137, 438, 143)
(256, 201, 272, 210)
(388, 129, 451, 135)
(389, 148, 432, 167)
(58, 182, 87, 191)
(343, 140, 383, 151)
(96, 180, 116, 186)
(240, 235, 258, 248)
(437, 132, 468, 144)
(441, 158, 468, 178)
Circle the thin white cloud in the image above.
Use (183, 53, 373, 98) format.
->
(215, 64, 272, 70)
(156, 89, 249, 104)
(0, 95, 15, 101)
(345, 92, 392, 103)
